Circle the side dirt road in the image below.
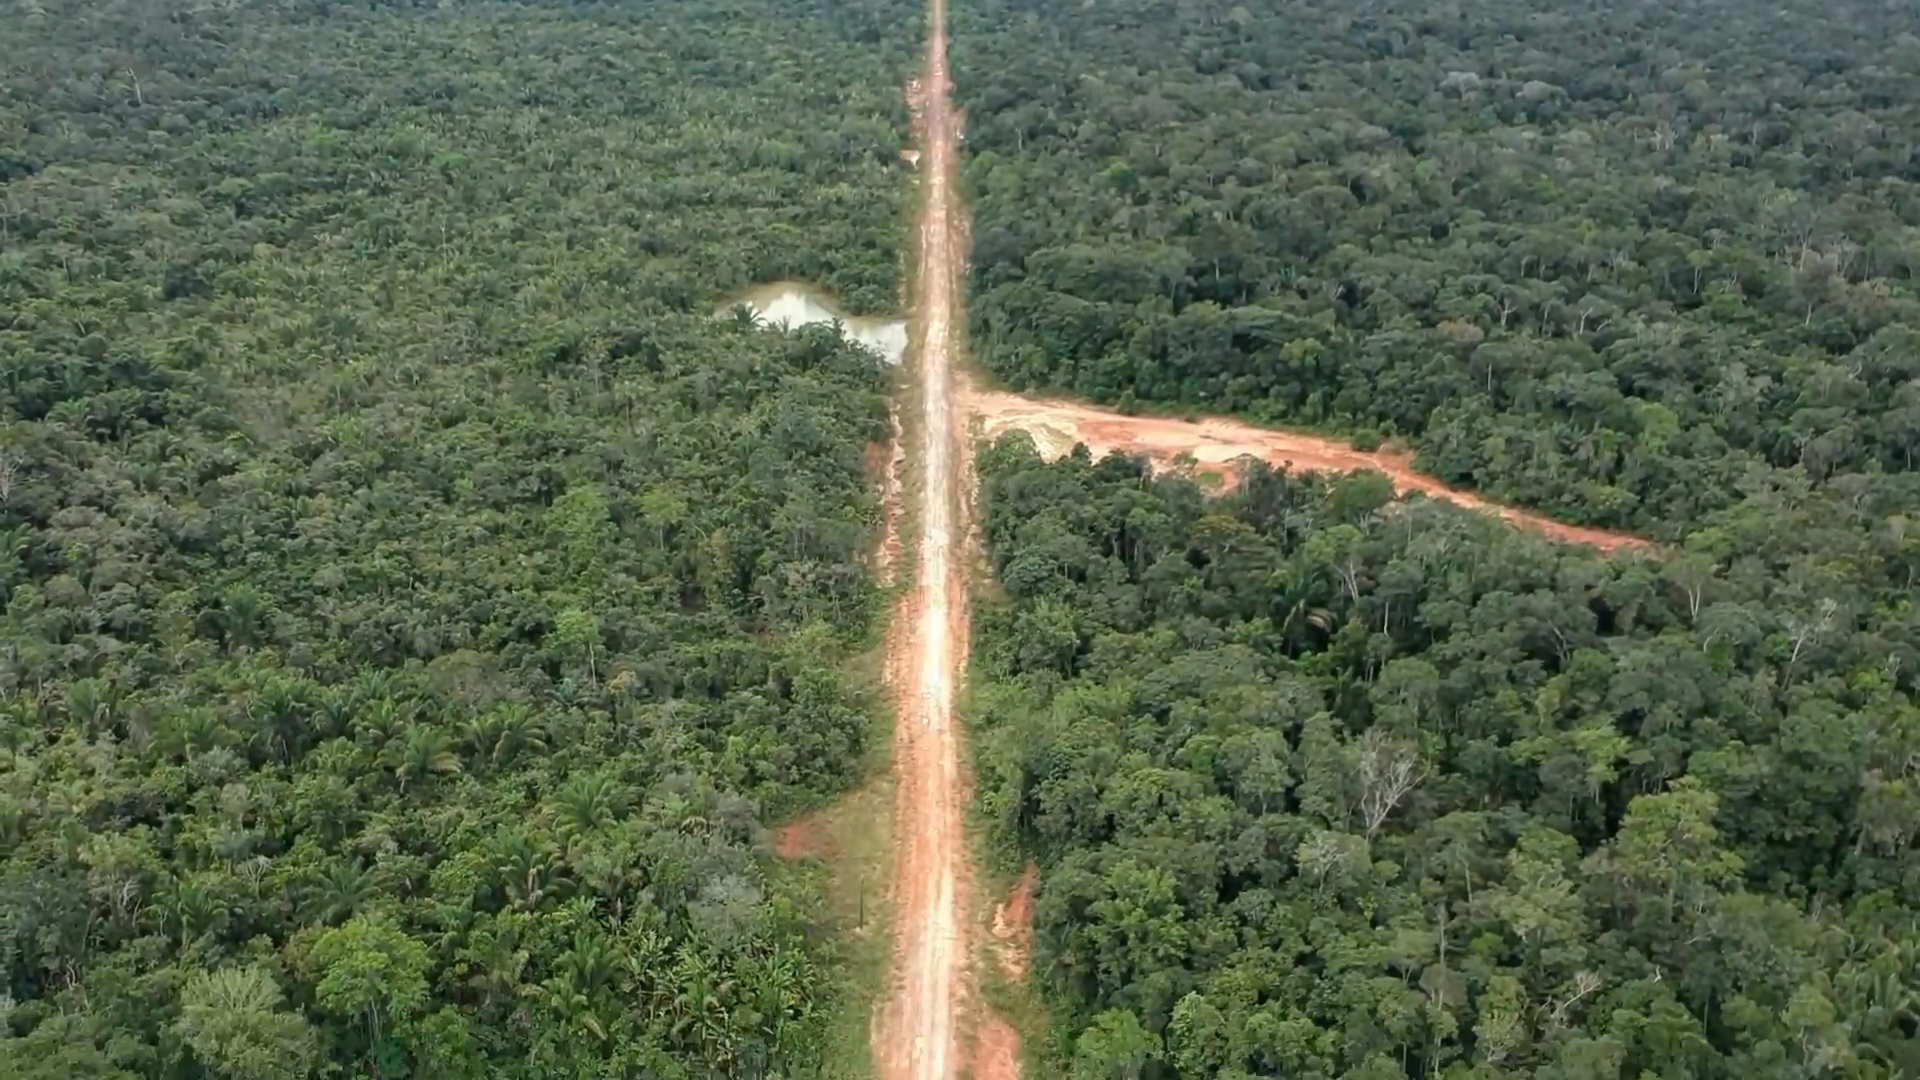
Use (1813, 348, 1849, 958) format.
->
(877, 0, 978, 1074)
(966, 387, 1648, 552)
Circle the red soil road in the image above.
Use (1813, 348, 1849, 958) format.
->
(876, 0, 975, 1076)
(965, 386, 1647, 553)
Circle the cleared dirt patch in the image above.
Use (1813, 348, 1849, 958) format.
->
(969, 866, 1038, 1080)
(973, 1019, 1022, 1080)
(990, 866, 1035, 981)
(965, 384, 1647, 552)
(868, 407, 906, 585)
(776, 818, 826, 861)
(773, 772, 897, 1080)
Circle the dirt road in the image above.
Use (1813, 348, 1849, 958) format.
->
(876, 0, 972, 1073)
(966, 387, 1647, 552)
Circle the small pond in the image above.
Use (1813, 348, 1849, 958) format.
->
(720, 281, 907, 366)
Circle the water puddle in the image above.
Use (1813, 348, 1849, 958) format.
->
(721, 281, 907, 366)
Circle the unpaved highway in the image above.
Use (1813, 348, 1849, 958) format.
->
(877, 0, 972, 1073)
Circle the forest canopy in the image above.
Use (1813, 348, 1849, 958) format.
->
(956, 0, 1920, 1077)
(952, 0, 1920, 534)
(0, 0, 913, 1077)
(970, 437, 1920, 1080)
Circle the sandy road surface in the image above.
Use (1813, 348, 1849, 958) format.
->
(966, 387, 1647, 552)
(877, 0, 973, 1074)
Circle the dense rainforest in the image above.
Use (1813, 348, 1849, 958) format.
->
(971, 442, 1920, 1080)
(956, 0, 1920, 1077)
(0, 0, 914, 1077)
(953, 0, 1920, 534)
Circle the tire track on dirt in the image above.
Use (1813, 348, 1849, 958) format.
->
(877, 0, 973, 1074)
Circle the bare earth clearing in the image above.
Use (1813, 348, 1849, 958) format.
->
(966, 385, 1647, 552)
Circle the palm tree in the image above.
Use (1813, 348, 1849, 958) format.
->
(460, 914, 531, 1017)
(571, 841, 638, 921)
(353, 697, 409, 760)
(0, 694, 38, 756)
(550, 929, 615, 1042)
(215, 583, 266, 651)
(303, 859, 376, 926)
(502, 704, 548, 764)
(743, 945, 808, 1044)
(64, 677, 116, 735)
(461, 703, 547, 771)
(555, 772, 625, 836)
(160, 876, 223, 949)
(381, 724, 461, 791)
(726, 303, 762, 331)
(349, 667, 396, 710)
(493, 829, 561, 912)
(315, 688, 356, 741)
(164, 707, 225, 759)
(247, 674, 315, 761)
(1270, 566, 1334, 654)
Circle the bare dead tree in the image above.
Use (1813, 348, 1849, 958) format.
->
(0, 447, 23, 505)
(1358, 728, 1425, 837)
(1786, 598, 1839, 668)
(1334, 554, 1364, 604)
(1549, 971, 1604, 1027)
(1664, 554, 1715, 622)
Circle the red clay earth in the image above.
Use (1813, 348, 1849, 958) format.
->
(965, 385, 1646, 553)
(774, 819, 824, 861)
(876, 0, 975, 1075)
